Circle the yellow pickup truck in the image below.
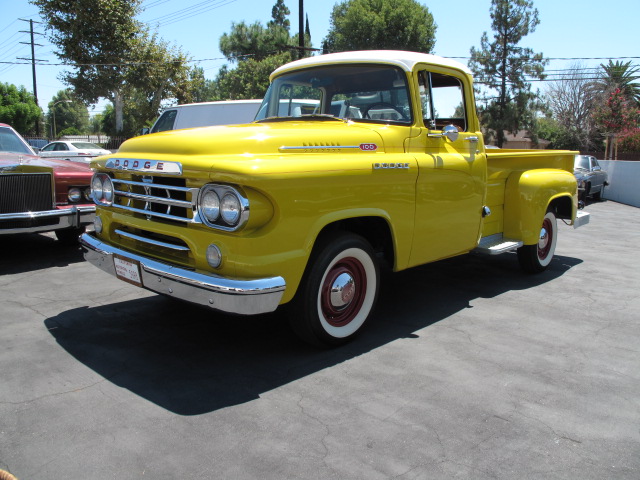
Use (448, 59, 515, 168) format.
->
(81, 50, 589, 346)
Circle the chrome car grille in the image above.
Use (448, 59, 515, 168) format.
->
(111, 176, 199, 223)
(0, 173, 53, 214)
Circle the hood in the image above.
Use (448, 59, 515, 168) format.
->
(117, 121, 386, 157)
(0, 151, 93, 178)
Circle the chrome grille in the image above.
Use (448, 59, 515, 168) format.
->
(0, 173, 53, 214)
(111, 177, 199, 223)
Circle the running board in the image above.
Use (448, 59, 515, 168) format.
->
(473, 235, 523, 255)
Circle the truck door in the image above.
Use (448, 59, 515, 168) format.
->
(408, 69, 486, 267)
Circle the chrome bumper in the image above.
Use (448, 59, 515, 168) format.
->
(0, 205, 95, 235)
(80, 232, 286, 315)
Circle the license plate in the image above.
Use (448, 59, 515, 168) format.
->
(113, 255, 143, 287)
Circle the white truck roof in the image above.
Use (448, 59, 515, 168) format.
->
(271, 50, 472, 79)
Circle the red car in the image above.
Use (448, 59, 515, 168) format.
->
(0, 123, 95, 243)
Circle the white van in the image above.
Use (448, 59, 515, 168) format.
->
(144, 99, 262, 134)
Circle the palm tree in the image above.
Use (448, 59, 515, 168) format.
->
(595, 60, 640, 105)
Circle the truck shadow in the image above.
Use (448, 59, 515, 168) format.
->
(0, 233, 85, 275)
(44, 252, 582, 416)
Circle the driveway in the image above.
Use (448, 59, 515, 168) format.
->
(1, 200, 638, 479)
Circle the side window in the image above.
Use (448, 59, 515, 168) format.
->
(151, 109, 178, 133)
(42, 144, 55, 151)
(419, 70, 467, 132)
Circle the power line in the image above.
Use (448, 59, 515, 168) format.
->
(144, 0, 237, 27)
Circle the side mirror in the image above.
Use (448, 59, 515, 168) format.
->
(442, 124, 460, 142)
(427, 124, 460, 142)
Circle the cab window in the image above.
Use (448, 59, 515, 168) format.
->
(151, 109, 178, 133)
(419, 71, 467, 132)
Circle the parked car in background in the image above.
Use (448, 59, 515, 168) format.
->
(0, 124, 95, 244)
(574, 155, 608, 201)
(142, 99, 262, 135)
(39, 140, 111, 163)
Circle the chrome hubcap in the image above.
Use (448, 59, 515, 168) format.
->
(330, 272, 355, 311)
(538, 227, 549, 249)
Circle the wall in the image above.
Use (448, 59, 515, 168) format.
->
(599, 160, 640, 207)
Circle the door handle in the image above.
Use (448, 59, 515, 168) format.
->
(465, 136, 479, 142)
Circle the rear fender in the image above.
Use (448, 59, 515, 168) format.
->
(503, 169, 577, 245)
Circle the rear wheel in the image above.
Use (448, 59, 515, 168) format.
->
(289, 233, 380, 347)
(517, 211, 557, 273)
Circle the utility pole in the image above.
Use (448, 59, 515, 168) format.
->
(18, 18, 46, 136)
(298, 0, 304, 59)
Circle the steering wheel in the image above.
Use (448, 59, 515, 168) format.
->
(362, 102, 407, 120)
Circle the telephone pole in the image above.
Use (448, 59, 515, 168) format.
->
(298, 0, 304, 59)
(18, 18, 46, 135)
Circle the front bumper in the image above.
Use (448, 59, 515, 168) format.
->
(0, 205, 95, 235)
(80, 232, 286, 315)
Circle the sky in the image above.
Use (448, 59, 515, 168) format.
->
(1, 0, 639, 117)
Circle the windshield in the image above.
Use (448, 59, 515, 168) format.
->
(0, 126, 34, 155)
(574, 155, 590, 170)
(256, 64, 412, 124)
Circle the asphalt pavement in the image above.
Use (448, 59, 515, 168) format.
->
(1, 199, 639, 479)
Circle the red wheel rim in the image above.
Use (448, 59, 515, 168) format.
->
(538, 217, 553, 260)
(320, 257, 367, 327)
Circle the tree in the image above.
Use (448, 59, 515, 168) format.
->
(213, 52, 292, 100)
(32, 0, 143, 133)
(469, 0, 547, 147)
(189, 67, 218, 103)
(0, 83, 41, 135)
(593, 88, 640, 158)
(323, 0, 436, 53)
(213, 0, 297, 100)
(594, 60, 640, 105)
(268, 0, 290, 30)
(126, 30, 194, 121)
(32, 0, 195, 134)
(219, 21, 293, 63)
(46, 89, 90, 137)
(544, 63, 599, 150)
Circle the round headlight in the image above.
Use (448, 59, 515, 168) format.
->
(201, 189, 220, 223)
(84, 187, 92, 201)
(91, 175, 104, 201)
(68, 187, 82, 203)
(92, 173, 114, 205)
(102, 177, 114, 203)
(220, 193, 241, 225)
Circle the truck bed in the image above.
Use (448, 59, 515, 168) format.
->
(483, 149, 577, 238)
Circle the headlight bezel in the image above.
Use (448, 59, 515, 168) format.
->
(198, 184, 249, 231)
(91, 172, 115, 206)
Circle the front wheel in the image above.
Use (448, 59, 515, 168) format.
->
(517, 210, 557, 273)
(289, 233, 380, 347)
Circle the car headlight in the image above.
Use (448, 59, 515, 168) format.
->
(201, 188, 220, 223)
(198, 184, 248, 230)
(91, 173, 114, 206)
(68, 187, 82, 203)
(221, 193, 241, 226)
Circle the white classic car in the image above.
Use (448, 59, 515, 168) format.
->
(39, 141, 111, 163)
